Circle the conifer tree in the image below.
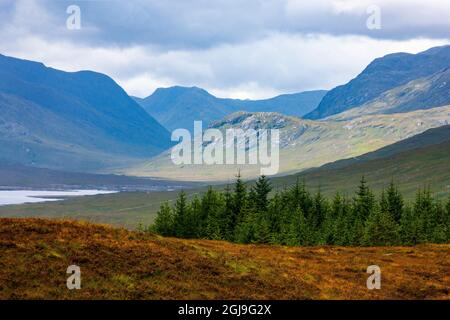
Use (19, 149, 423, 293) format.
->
(223, 184, 235, 240)
(353, 176, 376, 220)
(380, 189, 388, 214)
(290, 178, 312, 214)
(332, 194, 352, 245)
(253, 175, 272, 213)
(399, 206, 421, 245)
(247, 188, 258, 213)
(363, 207, 399, 246)
(234, 210, 258, 244)
(386, 179, 404, 222)
(254, 210, 271, 244)
(153, 202, 175, 236)
(202, 188, 225, 239)
(233, 171, 247, 224)
(189, 196, 202, 238)
(310, 188, 328, 230)
(351, 176, 375, 245)
(413, 187, 434, 242)
(266, 192, 290, 244)
(286, 208, 310, 246)
(173, 191, 191, 238)
(320, 193, 343, 244)
(447, 196, 450, 216)
(429, 201, 448, 243)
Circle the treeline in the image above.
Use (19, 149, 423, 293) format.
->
(150, 175, 450, 246)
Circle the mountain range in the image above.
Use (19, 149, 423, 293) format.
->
(134, 86, 326, 131)
(0, 44, 449, 182)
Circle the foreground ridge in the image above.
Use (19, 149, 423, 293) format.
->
(0, 218, 448, 300)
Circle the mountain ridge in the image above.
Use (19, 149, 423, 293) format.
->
(304, 45, 450, 119)
(134, 86, 326, 130)
(328, 67, 450, 120)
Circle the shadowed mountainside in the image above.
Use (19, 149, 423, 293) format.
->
(0, 54, 171, 172)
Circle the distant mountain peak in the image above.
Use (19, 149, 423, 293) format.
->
(150, 85, 212, 98)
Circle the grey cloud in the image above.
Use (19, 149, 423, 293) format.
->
(0, 0, 449, 99)
(2, 0, 449, 50)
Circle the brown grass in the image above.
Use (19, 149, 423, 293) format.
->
(0, 218, 448, 300)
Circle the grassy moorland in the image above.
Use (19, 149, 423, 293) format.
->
(0, 188, 207, 229)
(0, 218, 448, 300)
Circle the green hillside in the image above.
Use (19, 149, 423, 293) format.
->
(271, 140, 450, 200)
(314, 125, 450, 170)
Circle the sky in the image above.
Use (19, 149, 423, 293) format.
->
(0, 0, 449, 99)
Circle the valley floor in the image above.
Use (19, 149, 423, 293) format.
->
(0, 218, 448, 300)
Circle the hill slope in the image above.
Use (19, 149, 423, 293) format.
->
(305, 45, 450, 119)
(126, 106, 450, 181)
(134, 86, 326, 130)
(313, 125, 450, 171)
(0, 218, 448, 299)
(0, 54, 171, 172)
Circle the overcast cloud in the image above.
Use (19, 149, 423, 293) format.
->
(0, 0, 449, 98)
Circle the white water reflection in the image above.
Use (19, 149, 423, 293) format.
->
(0, 190, 117, 206)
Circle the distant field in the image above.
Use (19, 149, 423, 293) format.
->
(0, 218, 448, 299)
(0, 188, 203, 228)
